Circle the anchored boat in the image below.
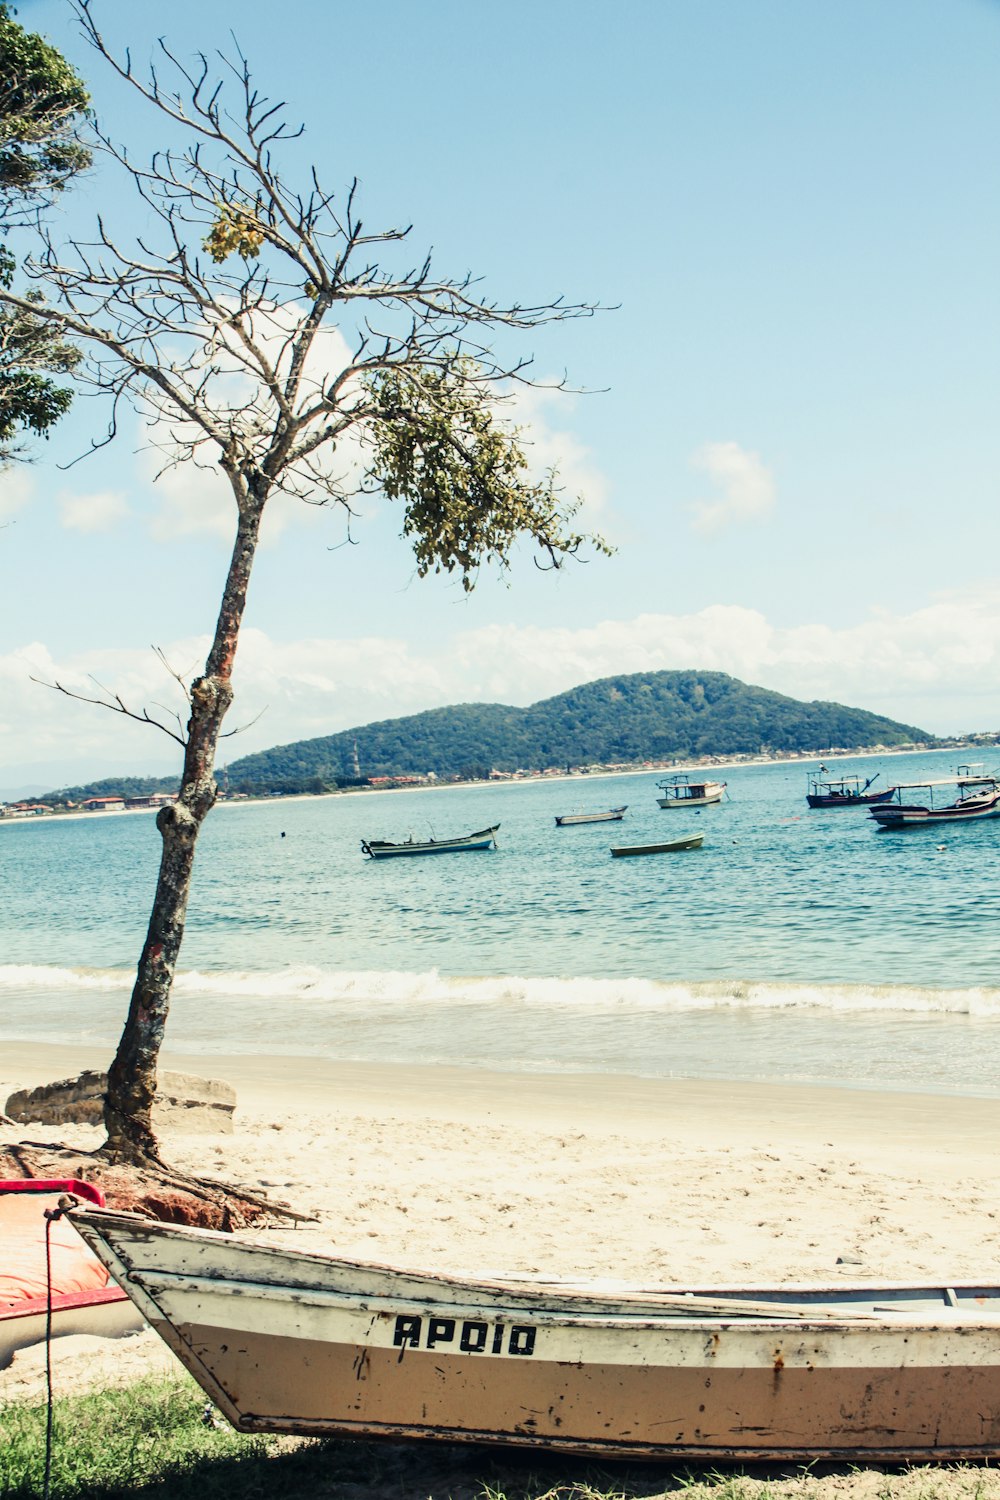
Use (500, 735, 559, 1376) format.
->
(71, 1206, 1000, 1462)
(610, 832, 704, 857)
(361, 825, 499, 859)
(656, 774, 726, 808)
(554, 806, 627, 826)
(806, 773, 894, 809)
(869, 777, 1000, 830)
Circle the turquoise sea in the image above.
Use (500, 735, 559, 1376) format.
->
(2, 747, 1000, 1097)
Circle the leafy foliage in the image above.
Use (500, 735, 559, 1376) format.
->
(223, 672, 934, 786)
(202, 200, 265, 263)
(0, 276, 79, 444)
(368, 362, 609, 591)
(0, 5, 89, 458)
(0, 2, 90, 219)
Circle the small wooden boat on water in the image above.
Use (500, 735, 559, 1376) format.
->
(71, 1206, 1000, 1461)
(1, 1180, 143, 1368)
(806, 773, 894, 809)
(869, 778, 1000, 830)
(555, 806, 627, 827)
(361, 825, 499, 859)
(610, 832, 704, 857)
(656, 774, 726, 808)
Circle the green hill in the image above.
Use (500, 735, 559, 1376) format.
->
(222, 671, 933, 790)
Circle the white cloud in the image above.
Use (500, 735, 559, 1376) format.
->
(0, 467, 34, 523)
(143, 453, 234, 543)
(136, 309, 367, 543)
(130, 310, 610, 547)
(505, 385, 610, 524)
(58, 488, 131, 533)
(8, 588, 1000, 787)
(689, 441, 776, 535)
(0, 642, 189, 790)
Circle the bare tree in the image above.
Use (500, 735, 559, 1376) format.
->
(1, 2, 608, 1168)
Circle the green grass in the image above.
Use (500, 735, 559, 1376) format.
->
(1, 1375, 998, 1500)
(0, 1376, 276, 1498)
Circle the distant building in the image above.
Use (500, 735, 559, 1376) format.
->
(82, 796, 126, 812)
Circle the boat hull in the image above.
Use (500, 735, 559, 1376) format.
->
(362, 826, 498, 858)
(656, 779, 726, 808)
(72, 1208, 1000, 1461)
(1, 1286, 140, 1369)
(1, 1180, 144, 1368)
(656, 792, 724, 808)
(806, 790, 895, 809)
(611, 834, 704, 857)
(555, 808, 627, 826)
(871, 801, 1000, 829)
(152, 1315, 1000, 1459)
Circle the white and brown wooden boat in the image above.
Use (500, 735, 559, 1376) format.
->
(656, 774, 727, 809)
(71, 1206, 1000, 1461)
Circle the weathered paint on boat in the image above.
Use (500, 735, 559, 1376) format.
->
(70, 1208, 1000, 1461)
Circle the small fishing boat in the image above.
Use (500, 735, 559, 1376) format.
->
(806, 773, 894, 809)
(610, 832, 704, 857)
(656, 774, 726, 808)
(1, 1180, 143, 1368)
(71, 1205, 1000, 1461)
(869, 778, 1000, 830)
(554, 806, 627, 827)
(361, 825, 499, 859)
(957, 762, 994, 787)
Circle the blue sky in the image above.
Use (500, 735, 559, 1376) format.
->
(3, 0, 1000, 791)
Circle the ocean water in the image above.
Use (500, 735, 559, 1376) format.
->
(2, 748, 1000, 1096)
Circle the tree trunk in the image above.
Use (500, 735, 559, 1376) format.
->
(101, 496, 264, 1164)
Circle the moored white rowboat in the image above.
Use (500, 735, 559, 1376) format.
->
(71, 1206, 1000, 1461)
(361, 825, 499, 858)
(610, 833, 704, 857)
(554, 806, 627, 826)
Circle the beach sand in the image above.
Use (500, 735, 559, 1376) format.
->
(5, 1040, 1000, 1491)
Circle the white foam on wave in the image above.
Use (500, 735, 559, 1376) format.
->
(0, 963, 132, 991)
(3, 963, 1000, 1017)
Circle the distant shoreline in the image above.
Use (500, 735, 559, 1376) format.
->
(0, 740, 981, 828)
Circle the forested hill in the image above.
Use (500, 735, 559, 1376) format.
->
(222, 671, 932, 790)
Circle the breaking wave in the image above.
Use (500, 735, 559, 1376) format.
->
(2, 963, 999, 1017)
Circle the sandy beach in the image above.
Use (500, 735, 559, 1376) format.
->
(5, 1040, 1000, 1428)
(6, 1040, 1000, 1281)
